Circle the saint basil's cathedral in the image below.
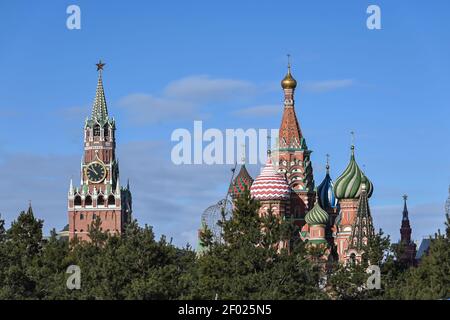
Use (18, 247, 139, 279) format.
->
(226, 62, 415, 265)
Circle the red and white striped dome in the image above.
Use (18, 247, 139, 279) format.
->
(250, 157, 291, 201)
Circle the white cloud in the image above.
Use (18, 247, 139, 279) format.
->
(164, 75, 255, 102)
(232, 104, 280, 117)
(58, 105, 89, 121)
(117, 75, 256, 125)
(0, 152, 78, 233)
(117, 94, 197, 125)
(180, 229, 198, 248)
(371, 202, 446, 243)
(0, 142, 446, 250)
(303, 79, 355, 93)
(114, 141, 234, 247)
(116, 76, 355, 124)
(0, 142, 233, 248)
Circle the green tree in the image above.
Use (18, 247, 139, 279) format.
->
(188, 189, 325, 299)
(0, 214, 5, 242)
(388, 215, 450, 299)
(0, 206, 44, 299)
(328, 229, 395, 300)
(30, 229, 69, 299)
(62, 220, 195, 300)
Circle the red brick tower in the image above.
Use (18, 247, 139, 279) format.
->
(333, 145, 373, 263)
(68, 61, 132, 241)
(275, 58, 315, 226)
(398, 195, 417, 266)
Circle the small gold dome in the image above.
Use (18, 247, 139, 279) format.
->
(281, 67, 297, 89)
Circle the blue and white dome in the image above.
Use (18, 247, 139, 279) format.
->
(317, 163, 338, 210)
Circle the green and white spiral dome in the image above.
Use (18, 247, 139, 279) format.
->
(305, 201, 329, 226)
(334, 146, 373, 200)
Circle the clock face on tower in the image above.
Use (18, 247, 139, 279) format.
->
(85, 162, 106, 183)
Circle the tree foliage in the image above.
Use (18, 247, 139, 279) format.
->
(191, 190, 326, 299)
(0, 205, 448, 300)
(386, 214, 450, 299)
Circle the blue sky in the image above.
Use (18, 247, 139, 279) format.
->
(0, 0, 449, 246)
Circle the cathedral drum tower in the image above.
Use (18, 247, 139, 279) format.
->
(68, 61, 132, 241)
(333, 145, 373, 262)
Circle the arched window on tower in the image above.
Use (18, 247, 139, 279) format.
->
(74, 195, 82, 206)
(97, 195, 105, 207)
(93, 124, 100, 137)
(350, 253, 356, 265)
(104, 125, 109, 137)
(85, 195, 92, 206)
(108, 195, 115, 206)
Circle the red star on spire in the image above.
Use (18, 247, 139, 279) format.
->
(96, 60, 106, 71)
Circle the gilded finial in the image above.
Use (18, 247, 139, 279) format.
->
(281, 54, 297, 89)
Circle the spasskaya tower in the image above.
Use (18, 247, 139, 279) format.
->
(68, 61, 132, 241)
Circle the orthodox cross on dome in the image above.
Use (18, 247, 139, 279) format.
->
(287, 54, 291, 69)
(267, 133, 272, 156)
(350, 131, 355, 147)
(326, 153, 330, 172)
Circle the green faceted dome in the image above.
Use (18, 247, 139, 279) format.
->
(334, 146, 373, 200)
(305, 201, 329, 226)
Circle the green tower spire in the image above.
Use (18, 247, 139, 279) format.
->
(91, 60, 109, 123)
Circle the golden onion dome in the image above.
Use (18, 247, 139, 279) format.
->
(281, 66, 297, 89)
